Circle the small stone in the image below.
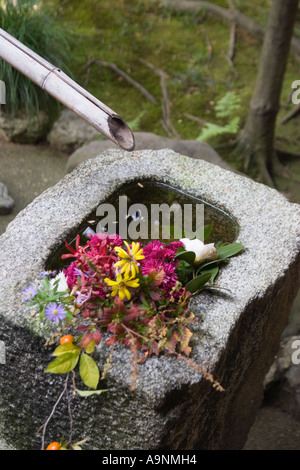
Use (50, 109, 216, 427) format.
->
(0, 181, 14, 215)
(0, 110, 50, 144)
(47, 109, 99, 154)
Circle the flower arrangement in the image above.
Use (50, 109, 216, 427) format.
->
(22, 228, 243, 449)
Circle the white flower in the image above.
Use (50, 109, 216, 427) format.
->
(49, 271, 69, 292)
(180, 238, 218, 264)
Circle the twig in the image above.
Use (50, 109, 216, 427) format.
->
(81, 58, 157, 104)
(38, 373, 70, 450)
(184, 112, 207, 126)
(228, 22, 236, 61)
(140, 58, 180, 139)
(281, 103, 300, 124)
(221, 50, 239, 77)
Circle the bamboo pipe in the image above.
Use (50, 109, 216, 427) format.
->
(0, 28, 135, 151)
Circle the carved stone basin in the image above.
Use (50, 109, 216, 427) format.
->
(0, 149, 300, 450)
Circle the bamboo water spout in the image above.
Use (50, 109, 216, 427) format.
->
(0, 28, 135, 151)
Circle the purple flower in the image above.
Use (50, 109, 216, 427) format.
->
(45, 302, 67, 324)
(40, 270, 57, 278)
(21, 286, 38, 301)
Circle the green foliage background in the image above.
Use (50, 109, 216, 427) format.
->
(1, 0, 300, 171)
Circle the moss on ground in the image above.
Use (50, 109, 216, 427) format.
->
(51, 0, 300, 191)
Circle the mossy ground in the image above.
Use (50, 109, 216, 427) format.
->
(53, 0, 300, 199)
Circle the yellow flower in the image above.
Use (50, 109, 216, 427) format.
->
(104, 273, 140, 300)
(114, 241, 145, 278)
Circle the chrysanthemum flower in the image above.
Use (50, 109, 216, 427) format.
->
(104, 273, 140, 300)
(45, 302, 67, 324)
(114, 241, 145, 278)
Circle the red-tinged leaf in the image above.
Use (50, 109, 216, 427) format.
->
(107, 323, 124, 335)
(106, 336, 119, 346)
(92, 330, 102, 345)
(123, 311, 142, 324)
(77, 325, 88, 333)
(174, 327, 193, 356)
(81, 332, 93, 348)
(149, 341, 160, 356)
(163, 334, 177, 354)
(147, 268, 165, 287)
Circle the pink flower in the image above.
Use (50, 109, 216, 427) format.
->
(63, 261, 78, 290)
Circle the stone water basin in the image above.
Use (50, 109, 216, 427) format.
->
(0, 148, 300, 450)
(47, 179, 239, 272)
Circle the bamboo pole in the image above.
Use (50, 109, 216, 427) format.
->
(0, 28, 135, 151)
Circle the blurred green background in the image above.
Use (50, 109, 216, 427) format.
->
(1, 0, 300, 183)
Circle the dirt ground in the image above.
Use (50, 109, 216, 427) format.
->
(1, 139, 300, 450)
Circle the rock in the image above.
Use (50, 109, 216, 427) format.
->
(0, 149, 300, 450)
(263, 335, 300, 420)
(0, 110, 50, 144)
(66, 131, 233, 173)
(47, 109, 100, 154)
(0, 181, 14, 215)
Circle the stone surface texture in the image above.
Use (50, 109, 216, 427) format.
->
(0, 149, 300, 450)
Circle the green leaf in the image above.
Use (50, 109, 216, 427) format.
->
(76, 388, 108, 397)
(175, 250, 196, 265)
(176, 261, 193, 283)
(201, 267, 219, 283)
(52, 342, 81, 356)
(79, 353, 100, 390)
(216, 243, 244, 259)
(196, 257, 229, 274)
(41, 277, 50, 289)
(185, 272, 212, 294)
(215, 91, 241, 118)
(85, 339, 95, 354)
(45, 352, 80, 374)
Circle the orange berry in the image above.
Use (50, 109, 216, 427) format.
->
(60, 335, 74, 345)
(46, 441, 60, 450)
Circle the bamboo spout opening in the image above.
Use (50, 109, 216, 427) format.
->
(108, 115, 135, 151)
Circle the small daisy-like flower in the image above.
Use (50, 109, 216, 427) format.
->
(104, 273, 140, 301)
(114, 241, 145, 278)
(21, 286, 38, 301)
(45, 302, 67, 324)
(40, 270, 57, 278)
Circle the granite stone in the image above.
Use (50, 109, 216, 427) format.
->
(0, 149, 300, 450)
